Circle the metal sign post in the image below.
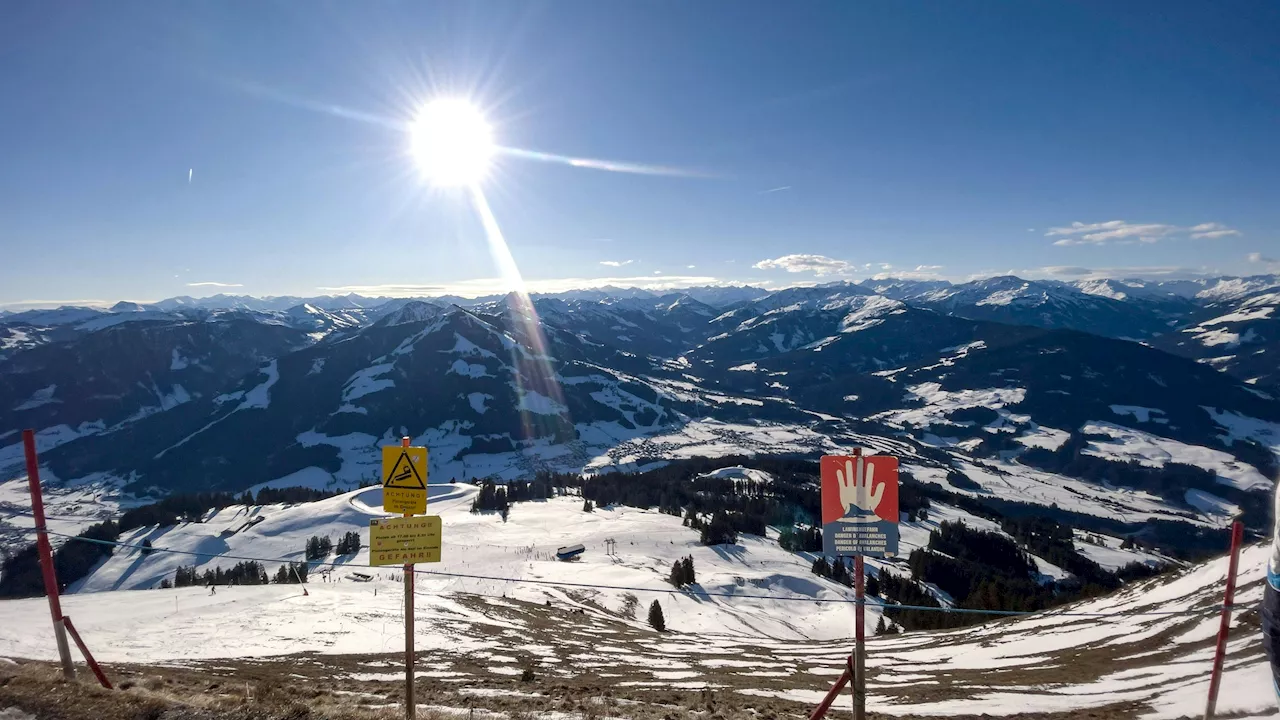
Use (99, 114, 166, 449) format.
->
(854, 551, 866, 720)
(401, 438, 415, 720)
(23, 430, 75, 680)
(851, 448, 866, 720)
(820, 448, 899, 720)
(378, 437, 439, 720)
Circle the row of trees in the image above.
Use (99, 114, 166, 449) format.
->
(874, 616, 901, 635)
(165, 560, 308, 588)
(505, 479, 556, 503)
(532, 456, 828, 546)
(119, 493, 240, 532)
(251, 486, 340, 505)
(1, 483, 356, 598)
(473, 463, 789, 546)
(778, 525, 822, 552)
(907, 522, 1058, 617)
(274, 562, 310, 584)
(669, 556, 697, 587)
(335, 531, 361, 555)
(118, 485, 341, 533)
(170, 560, 270, 587)
(685, 509, 749, 546)
(305, 535, 333, 561)
(802, 517, 1169, 632)
(0, 520, 120, 597)
(810, 556, 881, 595)
(1001, 516, 1120, 592)
(471, 481, 511, 519)
(304, 531, 362, 560)
(877, 571, 960, 631)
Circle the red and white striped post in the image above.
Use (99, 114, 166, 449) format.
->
(23, 429, 75, 680)
(1203, 520, 1244, 720)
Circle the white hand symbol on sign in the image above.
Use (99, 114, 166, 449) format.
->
(837, 459, 883, 515)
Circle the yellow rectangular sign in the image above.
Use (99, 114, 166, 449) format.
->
(369, 515, 442, 566)
(382, 445, 428, 515)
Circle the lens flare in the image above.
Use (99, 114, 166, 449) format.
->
(410, 99, 495, 187)
(468, 186, 569, 444)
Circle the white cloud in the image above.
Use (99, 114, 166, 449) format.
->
(993, 265, 1220, 281)
(686, 265, 696, 269)
(0, 299, 114, 310)
(1248, 252, 1278, 267)
(187, 281, 244, 288)
(1046, 220, 1240, 246)
(1189, 223, 1242, 239)
(654, 271, 663, 275)
(314, 283, 446, 296)
(599, 260, 634, 267)
(872, 270, 943, 281)
(1037, 266, 1094, 277)
(318, 274, 726, 298)
(754, 254, 852, 276)
(872, 264, 946, 281)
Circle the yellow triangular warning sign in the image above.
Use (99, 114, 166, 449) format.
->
(384, 450, 425, 489)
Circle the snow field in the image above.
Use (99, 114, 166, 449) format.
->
(62, 485, 873, 641)
(0, 491, 1271, 717)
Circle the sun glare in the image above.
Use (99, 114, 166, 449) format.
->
(410, 99, 494, 187)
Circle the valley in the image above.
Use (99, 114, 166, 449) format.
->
(2, 275, 1278, 718)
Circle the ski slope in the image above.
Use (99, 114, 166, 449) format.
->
(0, 529, 1270, 718)
(63, 483, 877, 641)
(9, 477, 1173, 645)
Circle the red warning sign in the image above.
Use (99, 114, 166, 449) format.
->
(821, 455, 899, 558)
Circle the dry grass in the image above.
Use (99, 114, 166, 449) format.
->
(0, 654, 1157, 720)
(2, 587, 1261, 720)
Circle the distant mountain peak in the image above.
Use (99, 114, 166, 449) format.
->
(1196, 275, 1280, 303)
(372, 300, 447, 327)
(1074, 278, 1135, 300)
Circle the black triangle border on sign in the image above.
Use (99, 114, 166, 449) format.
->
(384, 451, 426, 489)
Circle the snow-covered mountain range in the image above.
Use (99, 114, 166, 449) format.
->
(2, 273, 1278, 557)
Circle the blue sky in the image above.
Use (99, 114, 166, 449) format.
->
(2, 2, 1278, 306)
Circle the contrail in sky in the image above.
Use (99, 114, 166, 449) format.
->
(224, 78, 408, 130)
(758, 185, 791, 194)
(188, 169, 193, 184)
(497, 146, 713, 179)
(221, 77, 712, 179)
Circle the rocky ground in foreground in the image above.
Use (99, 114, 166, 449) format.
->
(0, 566, 1272, 720)
(0, 654, 1170, 720)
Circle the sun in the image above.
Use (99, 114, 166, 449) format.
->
(409, 99, 495, 187)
